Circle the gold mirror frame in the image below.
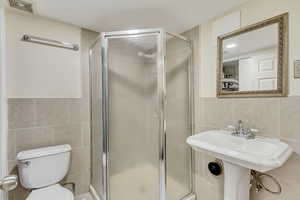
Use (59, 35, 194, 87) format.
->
(217, 13, 289, 98)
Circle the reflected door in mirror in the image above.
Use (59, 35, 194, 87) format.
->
(222, 24, 278, 92)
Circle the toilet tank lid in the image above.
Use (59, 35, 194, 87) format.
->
(17, 144, 72, 161)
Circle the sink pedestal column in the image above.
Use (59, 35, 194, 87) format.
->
(223, 161, 251, 200)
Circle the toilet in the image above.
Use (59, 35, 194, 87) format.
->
(16, 144, 73, 200)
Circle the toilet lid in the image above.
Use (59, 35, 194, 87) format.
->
(27, 184, 74, 200)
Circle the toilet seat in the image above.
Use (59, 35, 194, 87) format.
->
(27, 184, 74, 200)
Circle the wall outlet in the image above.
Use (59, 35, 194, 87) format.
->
(294, 60, 300, 78)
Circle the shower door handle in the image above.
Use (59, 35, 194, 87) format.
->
(0, 175, 18, 192)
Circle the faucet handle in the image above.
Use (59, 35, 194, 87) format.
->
(227, 125, 237, 135)
(250, 128, 259, 133)
(243, 128, 258, 139)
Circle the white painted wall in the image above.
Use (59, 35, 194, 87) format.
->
(212, 11, 240, 46)
(6, 9, 82, 98)
(199, 0, 300, 97)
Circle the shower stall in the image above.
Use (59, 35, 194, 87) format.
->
(89, 29, 195, 200)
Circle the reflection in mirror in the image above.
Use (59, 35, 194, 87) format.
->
(222, 23, 278, 92)
(217, 13, 288, 98)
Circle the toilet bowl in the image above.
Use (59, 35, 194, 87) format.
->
(17, 144, 73, 200)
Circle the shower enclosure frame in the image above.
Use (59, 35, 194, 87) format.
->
(90, 28, 196, 200)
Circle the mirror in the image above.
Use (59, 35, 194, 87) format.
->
(217, 13, 288, 97)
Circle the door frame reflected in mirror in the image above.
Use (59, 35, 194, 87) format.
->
(217, 13, 289, 98)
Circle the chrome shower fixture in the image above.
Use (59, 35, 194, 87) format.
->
(137, 51, 156, 59)
(8, 0, 33, 13)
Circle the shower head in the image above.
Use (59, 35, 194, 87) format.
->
(8, 0, 33, 13)
(138, 51, 156, 59)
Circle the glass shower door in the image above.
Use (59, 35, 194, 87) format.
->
(105, 32, 162, 200)
(90, 29, 195, 200)
(165, 34, 193, 200)
(90, 39, 104, 199)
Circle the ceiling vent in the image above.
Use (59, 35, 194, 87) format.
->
(8, 0, 33, 13)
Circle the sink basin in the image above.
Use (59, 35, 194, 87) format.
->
(187, 130, 293, 200)
(187, 130, 292, 172)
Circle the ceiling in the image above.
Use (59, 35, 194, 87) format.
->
(8, 0, 249, 33)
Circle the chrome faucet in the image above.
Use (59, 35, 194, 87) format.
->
(228, 120, 257, 139)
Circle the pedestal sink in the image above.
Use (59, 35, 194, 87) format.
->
(187, 130, 293, 200)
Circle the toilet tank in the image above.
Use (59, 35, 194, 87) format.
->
(17, 144, 72, 189)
